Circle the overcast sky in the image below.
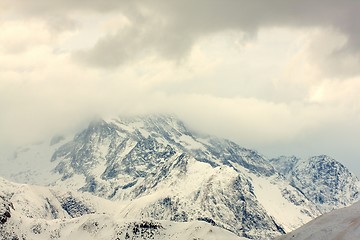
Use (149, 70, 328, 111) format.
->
(1, 1, 360, 175)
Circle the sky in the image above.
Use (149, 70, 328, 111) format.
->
(1, 1, 360, 175)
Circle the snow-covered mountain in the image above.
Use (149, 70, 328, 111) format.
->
(277, 200, 360, 240)
(0, 177, 244, 240)
(270, 155, 360, 213)
(1, 115, 359, 239)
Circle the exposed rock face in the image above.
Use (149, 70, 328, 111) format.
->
(271, 155, 360, 213)
(0, 196, 13, 225)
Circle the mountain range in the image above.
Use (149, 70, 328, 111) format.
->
(0, 115, 359, 239)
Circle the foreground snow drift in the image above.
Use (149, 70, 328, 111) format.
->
(277, 200, 360, 240)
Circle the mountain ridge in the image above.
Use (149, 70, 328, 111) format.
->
(0, 176, 245, 240)
(0, 114, 359, 239)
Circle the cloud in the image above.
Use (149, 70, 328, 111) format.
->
(1, 0, 129, 15)
(74, 22, 194, 68)
(67, 0, 360, 73)
(3, 0, 360, 73)
(0, 20, 52, 54)
(1, 0, 360, 176)
(0, 25, 358, 147)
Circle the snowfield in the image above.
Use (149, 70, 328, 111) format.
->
(0, 177, 246, 240)
(277, 200, 360, 240)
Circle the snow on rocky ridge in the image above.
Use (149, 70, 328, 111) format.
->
(0, 177, 244, 240)
(0, 115, 359, 239)
(270, 155, 360, 213)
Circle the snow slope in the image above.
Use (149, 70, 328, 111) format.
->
(0, 177, 246, 240)
(277, 200, 360, 240)
(0, 135, 71, 185)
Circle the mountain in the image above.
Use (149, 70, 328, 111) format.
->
(0, 177, 245, 240)
(277, 200, 360, 240)
(270, 155, 360, 213)
(0, 115, 359, 239)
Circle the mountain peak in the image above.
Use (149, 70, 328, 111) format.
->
(1, 115, 360, 239)
(271, 155, 360, 212)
